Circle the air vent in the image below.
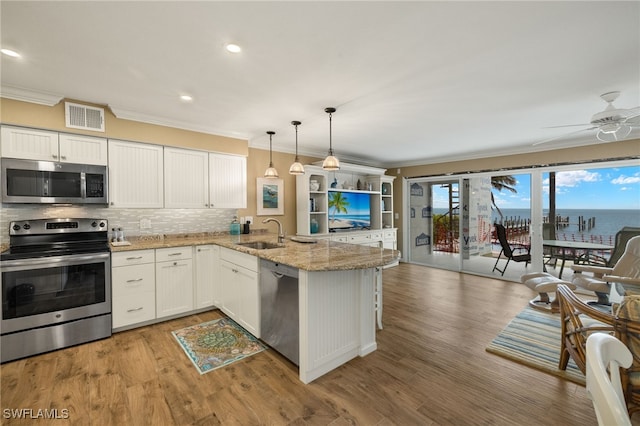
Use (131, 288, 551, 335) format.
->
(65, 102, 105, 132)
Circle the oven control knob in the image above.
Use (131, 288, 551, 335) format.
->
(12, 224, 20, 231)
(23, 224, 31, 230)
(99, 221, 106, 228)
(91, 221, 98, 228)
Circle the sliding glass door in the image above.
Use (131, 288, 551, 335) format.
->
(406, 178, 461, 270)
(403, 160, 639, 281)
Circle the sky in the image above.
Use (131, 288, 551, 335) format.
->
(434, 164, 640, 210)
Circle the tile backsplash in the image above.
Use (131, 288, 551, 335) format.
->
(0, 205, 237, 244)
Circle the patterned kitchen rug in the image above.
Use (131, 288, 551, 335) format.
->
(172, 317, 266, 374)
(486, 306, 585, 385)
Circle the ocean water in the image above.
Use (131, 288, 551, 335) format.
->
(330, 214, 371, 229)
(433, 208, 640, 243)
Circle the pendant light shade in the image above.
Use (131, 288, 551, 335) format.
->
(289, 120, 305, 175)
(322, 107, 340, 171)
(264, 131, 279, 178)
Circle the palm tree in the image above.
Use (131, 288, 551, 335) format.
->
(328, 192, 350, 222)
(491, 175, 517, 221)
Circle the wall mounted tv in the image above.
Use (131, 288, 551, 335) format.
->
(328, 190, 371, 231)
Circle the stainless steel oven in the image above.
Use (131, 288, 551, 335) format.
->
(1, 218, 112, 363)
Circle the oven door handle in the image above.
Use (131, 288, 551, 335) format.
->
(0, 252, 111, 270)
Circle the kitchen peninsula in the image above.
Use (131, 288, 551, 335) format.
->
(111, 233, 400, 383)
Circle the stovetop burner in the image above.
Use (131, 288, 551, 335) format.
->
(2, 218, 109, 261)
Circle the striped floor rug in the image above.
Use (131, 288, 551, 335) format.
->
(486, 306, 585, 385)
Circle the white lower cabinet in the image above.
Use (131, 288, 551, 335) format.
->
(155, 247, 194, 319)
(112, 250, 156, 328)
(219, 247, 260, 337)
(194, 245, 219, 309)
(112, 245, 259, 332)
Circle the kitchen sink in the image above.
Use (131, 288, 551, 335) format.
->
(236, 241, 282, 250)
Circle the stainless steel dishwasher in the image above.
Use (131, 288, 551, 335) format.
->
(260, 259, 299, 365)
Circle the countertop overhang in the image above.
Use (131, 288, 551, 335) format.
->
(110, 233, 400, 271)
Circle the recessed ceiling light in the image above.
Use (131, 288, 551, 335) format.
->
(1, 48, 21, 58)
(225, 43, 241, 53)
(180, 94, 193, 102)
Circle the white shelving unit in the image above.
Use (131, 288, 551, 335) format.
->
(296, 164, 396, 248)
(296, 169, 329, 235)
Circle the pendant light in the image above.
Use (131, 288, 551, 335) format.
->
(264, 131, 279, 178)
(289, 121, 305, 175)
(322, 107, 340, 171)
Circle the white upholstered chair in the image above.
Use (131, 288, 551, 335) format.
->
(586, 333, 633, 426)
(573, 235, 640, 306)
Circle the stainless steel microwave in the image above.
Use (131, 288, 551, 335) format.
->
(1, 158, 108, 204)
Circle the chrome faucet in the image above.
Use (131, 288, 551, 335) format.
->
(263, 218, 285, 243)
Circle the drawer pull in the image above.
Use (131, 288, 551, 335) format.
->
(126, 278, 143, 283)
(168, 253, 182, 257)
(127, 307, 144, 313)
(126, 256, 143, 260)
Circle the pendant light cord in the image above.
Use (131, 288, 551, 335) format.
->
(328, 111, 333, 155)
(269, 133, 274, 167)
(294, 123, 299, 160)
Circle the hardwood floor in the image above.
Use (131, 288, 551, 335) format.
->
(1, 263, 604, 425)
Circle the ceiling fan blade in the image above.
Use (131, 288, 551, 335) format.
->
(532, 127, 597, 146)
(543, 123, 592, 129)
(624, 107, 640, 126)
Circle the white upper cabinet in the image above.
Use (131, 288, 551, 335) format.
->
(1, 126, 107, 165)
(58, 134, 108, 165)
(209, 153, 247, 209)
(1, 126, 58, 161)
(164, 147, 209, 208)
(108, 139, 164, 208)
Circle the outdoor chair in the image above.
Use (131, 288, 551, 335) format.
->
(492, 223, 531, 276)
(572, 235, 640, 306)
(586, 333, 633, 426)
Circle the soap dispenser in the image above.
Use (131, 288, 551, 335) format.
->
(230, 216, 241, 235)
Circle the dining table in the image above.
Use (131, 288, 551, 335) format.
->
(542, 239, 614, 279)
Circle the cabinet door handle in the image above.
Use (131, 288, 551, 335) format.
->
(126, 256, 143, 260)
(127, 307, 144, 313)
(126, 278, 143, 283)
(52, 154, 58, 159)
(60, 155, 67, 160)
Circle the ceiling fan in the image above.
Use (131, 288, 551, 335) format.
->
(534, 91, 640, 146)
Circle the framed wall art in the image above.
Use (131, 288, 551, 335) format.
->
(257, 178, 284, 216)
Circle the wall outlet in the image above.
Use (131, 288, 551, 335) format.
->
(245, 216, 253, 225)
(240, 216, 245, 224)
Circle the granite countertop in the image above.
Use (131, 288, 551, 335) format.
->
(111, 232, 400, 272)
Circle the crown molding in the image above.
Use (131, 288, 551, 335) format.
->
(107, 104, 249, 141)
(0, 85, 64, 106)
